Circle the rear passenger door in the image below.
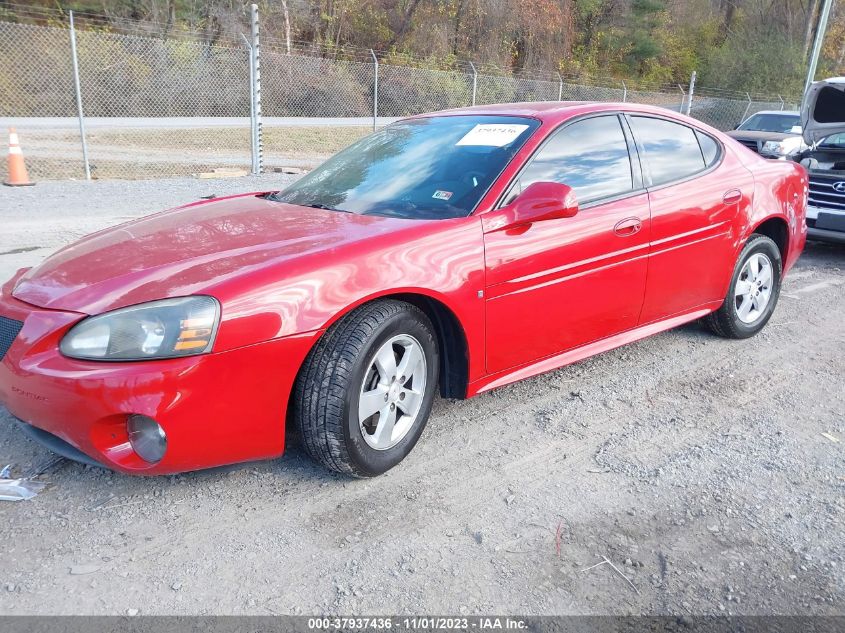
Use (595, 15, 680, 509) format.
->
(627, 115, 751, 323)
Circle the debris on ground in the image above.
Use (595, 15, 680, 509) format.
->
(195, 167, 249, 179)
(0, 457, 64, 501)
(579, 556, 640, 595)
(0, 473, 46, 501)
(69, 564, 101, 576)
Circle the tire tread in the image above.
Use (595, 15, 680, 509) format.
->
(293, 299, 429, 477)
(704, 234, 781, 339)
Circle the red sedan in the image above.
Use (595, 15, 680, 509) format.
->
(0, 102, 807, 477)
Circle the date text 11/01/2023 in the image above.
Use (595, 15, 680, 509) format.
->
(306, 617, 529, 630)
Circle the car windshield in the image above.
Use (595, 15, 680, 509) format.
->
(819, 132, 845, 148)
(738, 113, 800, 133)
(270, 115, 539, 219)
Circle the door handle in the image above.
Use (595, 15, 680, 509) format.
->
(723, 189, 742, 204)
(613, 217, 642, 237)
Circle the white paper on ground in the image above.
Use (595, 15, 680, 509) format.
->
(0, 478, 46, 501)
(456, 124, 529, 147)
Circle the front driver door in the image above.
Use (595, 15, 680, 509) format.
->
(483, 114, 651, 374)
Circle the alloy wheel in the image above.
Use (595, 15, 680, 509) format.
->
(358, 334, 427, 450)
(734, 252, 774, 324)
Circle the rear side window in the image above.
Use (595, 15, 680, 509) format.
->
(630, 116, 706, 186)
(505, 115, 633, 205)
(696, 130, 720, 166)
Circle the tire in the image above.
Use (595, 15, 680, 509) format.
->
(293, 299, 439, 477)
(704, 234, 782, 339)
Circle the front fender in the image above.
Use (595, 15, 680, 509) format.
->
(209, 216, 488, 383)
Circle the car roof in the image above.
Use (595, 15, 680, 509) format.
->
(407, 101, 699, 125)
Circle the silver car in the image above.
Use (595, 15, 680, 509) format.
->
(727, 110, 806, 158)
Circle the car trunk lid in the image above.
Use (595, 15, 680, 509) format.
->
(802, 77, 845, 144)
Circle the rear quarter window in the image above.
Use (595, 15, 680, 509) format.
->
(695, 130, 720, 166)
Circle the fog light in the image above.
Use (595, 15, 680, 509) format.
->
(127, 414, 167, 464)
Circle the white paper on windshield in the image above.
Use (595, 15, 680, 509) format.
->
(456, 124, 529, 147)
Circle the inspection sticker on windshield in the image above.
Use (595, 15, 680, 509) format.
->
(432, 190, 453, 200)
(456, 123, 529, 147)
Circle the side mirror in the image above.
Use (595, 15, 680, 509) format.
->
(482, 181, 579, 233)
(483, 182, 578, 233)
(510, 181, 578, 226)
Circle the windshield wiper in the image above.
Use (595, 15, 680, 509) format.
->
(302, 203, 354, 213)
(263, 194, 348, 213)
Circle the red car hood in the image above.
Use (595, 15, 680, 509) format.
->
(12, 193, 414, 315)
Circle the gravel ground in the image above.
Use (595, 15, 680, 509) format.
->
(0, 178, 843, 616)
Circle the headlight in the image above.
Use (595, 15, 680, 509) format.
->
(60, 296, 220, 361)
(762, 138, 802, 157)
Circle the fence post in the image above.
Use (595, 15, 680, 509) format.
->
(250, 4, 262, 174)
(741, 92, 753, 123)
(621, 80, 627, 103)
(557, 72, 563, 101)
(68, 12, 91, 181)
(677, 84, 686, 114)
(370, 49, 378, 131)
(469, 62, 478, 106)
(241, 34, 258, 175)
(685, 70, 696, 116)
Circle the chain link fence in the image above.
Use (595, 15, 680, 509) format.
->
(0, 16, 799, 182)
(689, 92, 798, 132)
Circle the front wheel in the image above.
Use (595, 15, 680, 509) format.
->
(293, 300, 439, 477)
(704, 234, 782, 339)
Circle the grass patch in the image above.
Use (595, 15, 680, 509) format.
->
(24, 125, 370, 157)
(11, 125, 372, 179)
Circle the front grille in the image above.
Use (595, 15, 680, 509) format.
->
(0, 315, 24, 361)
(808, 175, 845, 212)
(738, 139, 760, 153)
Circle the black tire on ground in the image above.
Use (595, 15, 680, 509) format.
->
(704, 234, 782, 339)
(292, 299, 439, 477)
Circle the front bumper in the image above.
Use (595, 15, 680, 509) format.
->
(807, 226, 845, 243)
(0, 285, 319, 475)
(806, 204, 845, 243)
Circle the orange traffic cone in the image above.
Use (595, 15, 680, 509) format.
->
(4, 128, 34, 186)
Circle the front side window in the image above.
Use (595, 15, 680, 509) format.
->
(504, 115, 634, 205)
(630, 116, 706, 186)
(271, 115, 539, 219)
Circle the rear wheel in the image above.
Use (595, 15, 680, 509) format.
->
(293, 300, 439, 477)
(704, 234, 782, 339)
